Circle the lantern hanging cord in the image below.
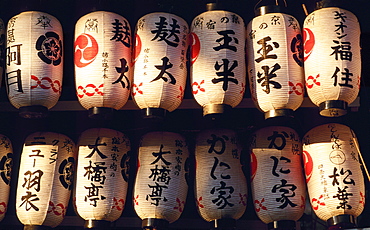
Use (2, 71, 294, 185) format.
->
(352, 135, 370, 182)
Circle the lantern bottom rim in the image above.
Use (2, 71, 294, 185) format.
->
(264, 109, 294, 119)
(84, 219, 111, 229)
(327, 214, 356, 228)
(203, 104, 232, 117)
(212, 218, 236, 230)
(88, 107, 116, 120)
(319, 100, 348, 117)
(23, 225, 52, 230)
(142, 218, 169, 230)
(141, 108, 167, 120)
(19, 105, 48, 119)
(267, 220, 296, 230)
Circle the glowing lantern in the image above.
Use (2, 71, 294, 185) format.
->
(16, 132, 76, 228)
(74, 11, 132, 119)
(246, 5, 304, 119)
(134, 131, 189, 229)
(190, 4, 246, 116)
(132, 12, 188, 118)
(195, 128, 248, 229)
(302, 123, 365, 228)
(6, 11, 63, 118)
(0, 134, 13, 222)
(74, 128, 130, 228)
(250, 126, 306, 229)
(303, 6, 361, 117)
(0, 18, 4, 87)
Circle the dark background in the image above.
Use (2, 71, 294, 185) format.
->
(0, 0, 369, 229)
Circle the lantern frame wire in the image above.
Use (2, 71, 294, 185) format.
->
(352, 132, 370, 182)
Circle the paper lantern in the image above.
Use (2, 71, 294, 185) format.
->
(16, 132, 76, 228)
(74, 128, 130, 228)
(6, 11, 63, 118)
(195, 128, 247, 229)
(74, 11, 132, 119)
(134, 131, 189, 229)
(250, 126, 306, 229)
(0, 134, 13, 222)
(190, 6, 246, 116)
(0, 18, 5, 87)
(302, 123, 365, 228)
(303, 6, 361, 117)
(246, 6, 304, 119)
(132, 12, 188, 118)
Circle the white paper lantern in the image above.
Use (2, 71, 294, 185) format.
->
(0, 134, 13, 222)
(303, 7, 361, 117)
(134, 131, 189, 229)
(74, 128, 130, 227)
(6, 11, 63, 118)
(16, 132, 76, 228)
(250, 126, 306, 228)
(0, 18, 5, 88)
(190, 9, 246, 116)
(302, 123, 365, 227)
(195, 129, 247, 228)
(132, 12, 188, 117)
(247, 8, 304, 119)
(74, 11, 132, 119)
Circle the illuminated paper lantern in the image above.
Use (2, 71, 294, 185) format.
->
(195, 129, 247, 229)
(250, 126, 306, 229)
(0, 134, 13, 222)
(0, 18, 5, 87)
(190, 7, 246, 116)
(6, 11, 63, 118)
(247, 6, 304, 119)
(132, 12, 188, 118)
(74, 128, 130, 228)
(16, 132, 76, 228)
(302, 123, 365, 228)
(134, 131, 189, 229)
(74, 11, 132, 119)
(303, 7, 361, 117)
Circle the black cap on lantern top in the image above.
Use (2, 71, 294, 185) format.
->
(327, 214, 357, 229)
(211, 218, 237, 230)
(268, 220, 297, 230)
(142, 218, 169, 230)
(206, 2, 225, 11)
(19, 105, 49, 119)
(84, 220, 110, 229)
(315, 0, 344, 9)
(254, 0, 288, 16)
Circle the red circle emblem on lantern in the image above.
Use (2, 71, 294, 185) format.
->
(189, 32, 200, 65)
(303, 28, 315, 62)
(132, 34, 142, 66)
(74, 33, 99, 68)
(302, 150, 313, 183)
(250, 151, 257, 181)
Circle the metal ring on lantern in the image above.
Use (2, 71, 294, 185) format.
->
(88, 107, 116, 120)
(254, 0, 288, 16)
(19, 105, 49, 119)
(327, 214, 356, 229)
(142, 218, 169, 230)
(84, 219, 110, 229)
(319, 100, 348, 117)
(212, 218, 236, 230)
(267, 220, 296, 230)
(203, 104, 232, 117)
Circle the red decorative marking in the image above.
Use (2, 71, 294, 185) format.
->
(133, 195, 139, 206)
(196, 197, 204, 208)
(192, 80, 205, 95)
(31, 75, 61, 94)
(0, 202, 7, 215)
(311, 195, 325, 210)
(132, 34, 142, 66)
(238, 193, 247, 206)
(254, 198, 267, 212)
(176, 86, 184, 101)
(360, 191, 365, 207)
(300, 195, 306, 209)
(250, 151, 257, 182)
(132, 82, 143, 96)
(303, 150, 313, 183)
(306, 74, 320, 89)
(240, 82, 245, 95)
(303, 28, 315, 62)
(288, 81, 303, 95)
(174, 197, 185, 213)
(112, 197, 125, 211)
(189, 32, 200, 65)
(77, 83, 104, 98)
(47, 201, 66, 217)
(74, 33, 99, 68)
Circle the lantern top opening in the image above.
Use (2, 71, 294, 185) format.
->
(254, 5, 287, 16)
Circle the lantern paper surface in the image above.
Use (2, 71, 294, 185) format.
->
(190, 10, 246, 109)
(250, 126, 306, 224)
(195, 129, 247, 222)
(302, 123, 365, 221)
(0, 18, 5, 88)
(247, 12, 304, 114)
(134, 132, 189, 223)
(132, 12, 188, 112)
(16, 132, 76, 228)
(6, 11, 63, 109)
(0, 134, 13, 222)
(74, 11, 132, 111)
(74, 128, 130, 222)
(303, 8, 361, 114)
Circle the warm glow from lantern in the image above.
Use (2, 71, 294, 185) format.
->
(0, 134, 13, 223)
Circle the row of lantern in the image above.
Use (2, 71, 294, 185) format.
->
(1, 3, 361, 119)
(0, 123, 364, 229)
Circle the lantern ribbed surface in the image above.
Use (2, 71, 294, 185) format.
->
(303, 7, 361, 113)
(247, 12, 304, 114)
(302, 123, 365, 222)
(250, 126, 306, 224)
(132, 12, 188, 112)
(0, 134, 13, 222)
(74, 11, 132, 111)
(74, 128, 130, 222)
(190, 10, 246, 110)
(16, 132, 76, 228)
(0, 18, 4, 88)
(195, 129, 247, 222)
(6, 11, 63, 110)
(134, 131, 189, 223)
